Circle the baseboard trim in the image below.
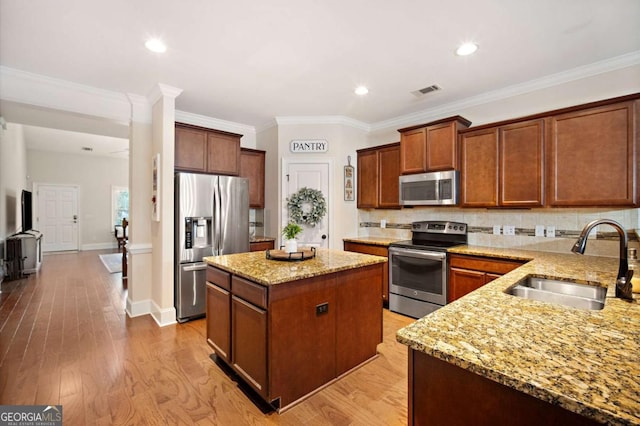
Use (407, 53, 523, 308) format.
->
(82, 242, 117, 251)
(151, 300, 177, 327)
(126, 298, 152, 318)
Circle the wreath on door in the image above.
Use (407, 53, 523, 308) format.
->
(287, 187, 327, 226)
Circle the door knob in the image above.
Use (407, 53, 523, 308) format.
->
(321, 234, 327, 240)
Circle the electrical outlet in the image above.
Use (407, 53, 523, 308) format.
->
(316, 302, 329, 315)
(493, 225, 501, 235)
(534, 225, 545, 237)
(546, 226, 556, 238)
(380, 219, 387, 229)
(503, 225, 516, 236)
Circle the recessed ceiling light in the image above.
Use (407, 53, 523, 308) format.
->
(355, 86, 369, 96)
(145, 38, 167, 53)
(455, 42, 478, 56)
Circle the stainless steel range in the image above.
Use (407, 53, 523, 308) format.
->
(388, 221, 468, 318)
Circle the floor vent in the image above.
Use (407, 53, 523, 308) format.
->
(412, 85, 441, 97)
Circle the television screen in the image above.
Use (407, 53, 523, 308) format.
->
(21, 190, 33, 232)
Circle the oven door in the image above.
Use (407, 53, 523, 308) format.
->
(389, 246, 447, 306)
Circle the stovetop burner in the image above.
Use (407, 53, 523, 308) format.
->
(390, 220, 468, 251)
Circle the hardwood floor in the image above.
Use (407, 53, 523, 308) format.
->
(0, 250, 415, 425)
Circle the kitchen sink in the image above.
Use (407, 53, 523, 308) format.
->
(506, 276, 606, 311)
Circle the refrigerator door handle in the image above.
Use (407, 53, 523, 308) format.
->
(213, 179, 221, 255)
(192, 279, 197, 306)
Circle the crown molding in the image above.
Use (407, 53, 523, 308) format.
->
(147, 83, 183, 105)
(127, 93, 152, 124)
(370, 50, 640, 132)
(175, 109, 256, 135)
(275, 115, 371, 132)
(255, 118, 278, 133)
(0, 66, 132, 123)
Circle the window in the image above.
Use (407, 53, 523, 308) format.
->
(112, 186, 129, 228)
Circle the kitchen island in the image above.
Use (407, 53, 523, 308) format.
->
(203, 249, 386, 412)
(397, 246, 640, 425)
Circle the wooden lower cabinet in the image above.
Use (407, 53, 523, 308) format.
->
(448, 254, 524, 303)
(250, 240, 275, 252)
(206, 263, 383, 411)
(409, 350, 598, 426)
(343, 241, 389, 305)
(206, 268, 232, 363)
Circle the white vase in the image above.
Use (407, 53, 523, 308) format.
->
(285, 239, 298, 253)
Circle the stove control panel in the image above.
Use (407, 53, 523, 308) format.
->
(412, 221, 467, 235)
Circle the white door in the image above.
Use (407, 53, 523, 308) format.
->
(36, 184, 79, 252)
(283, 160, 330, 248)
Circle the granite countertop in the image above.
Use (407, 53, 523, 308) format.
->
(342, 236, 403, 246)
(397, 245, 640, 425)
(204, 248, 387, 286)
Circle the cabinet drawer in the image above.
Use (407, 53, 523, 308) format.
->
(250, 241, 275, 252)
(449, 254, 524, 275)
(207, 266, 231, 291)
(343, 242, 388, 257)
(232, 276, 268, 309)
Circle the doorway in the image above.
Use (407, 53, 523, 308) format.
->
(34, 183, 80, 252)
(282, 159, 331, 248)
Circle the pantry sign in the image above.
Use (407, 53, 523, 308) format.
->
(290, 139, 328, 153)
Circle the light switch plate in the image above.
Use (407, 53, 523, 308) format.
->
(503, 225, 516, 236)
(380, 219, 386, 229)
(493, 225, 501, 235)
(535, 225, 545, 237)
(546, 225, 556, 238)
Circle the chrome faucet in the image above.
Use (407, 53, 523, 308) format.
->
(571, 219, 633, 300)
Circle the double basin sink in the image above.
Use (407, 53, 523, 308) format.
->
(507, 276, 606, 311)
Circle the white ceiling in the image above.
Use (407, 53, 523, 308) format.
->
(1, 0, 639, 135)
(23, 125, 129, 159)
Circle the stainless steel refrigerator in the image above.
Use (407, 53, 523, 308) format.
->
(174, 172, 249, 322)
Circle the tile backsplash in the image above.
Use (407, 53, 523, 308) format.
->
(359, 207, 640, 258)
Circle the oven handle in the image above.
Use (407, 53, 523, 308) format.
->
(389, 247, 446, 261)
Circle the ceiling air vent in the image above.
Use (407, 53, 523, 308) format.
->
(81, 146, 93, 152)
(412, 84, 441, 97)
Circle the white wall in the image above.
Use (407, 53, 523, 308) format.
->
(0, 123, 28, 279)
(256, 125, 279, 239)
(27, 150, 128, 250)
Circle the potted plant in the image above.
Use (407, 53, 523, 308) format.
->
(282, 222, 303, 253)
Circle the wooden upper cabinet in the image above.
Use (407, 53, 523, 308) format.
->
(175, 123, 242, 176)
(460, 128, 499, 207)
(240, 148, 266, 208)
(548, 101, 637, 206)
(175, 126, 207, 172)
(207, 131, 241, 175)
(460, 120, 545, 208)
(399, 128, 426, 174)
(378, 144, 401, 208)
(357, 149, 378, 208)
(399, 116, 471, 175)
(499, 120, 545, 207)
(357, 143, 400, 209)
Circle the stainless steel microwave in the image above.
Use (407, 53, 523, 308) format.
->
(399, 170, 459, 206)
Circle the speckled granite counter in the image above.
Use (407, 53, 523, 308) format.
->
(204, 248, 387, 286)
(397, 245, 639, 425)
(342, 236, 402, 247)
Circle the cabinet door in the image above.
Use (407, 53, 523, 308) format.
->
(448, 267, 486, 303)
(460, 128, 499, 207)
(548, 101, 636, 206)
(343, 242, 389, 304)
(206, 283, 231, 363)
(232, 295, 268, 398)
(499, 120, 544, 207)
(378, 144, 400, 208)
(207, 132, 241, 175)
(400, 128, 426, 174)
(250, 241, 274, 252)
(426, 121, 457, 171)
(357, 149, 379, 208)
(240, 149, 265, 208)
(175, 126, 207, 172)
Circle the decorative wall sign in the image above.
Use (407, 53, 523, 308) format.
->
(344, 156, 355, 201)
(290, 139, 328, 153)
(151, 153, 160, 222)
